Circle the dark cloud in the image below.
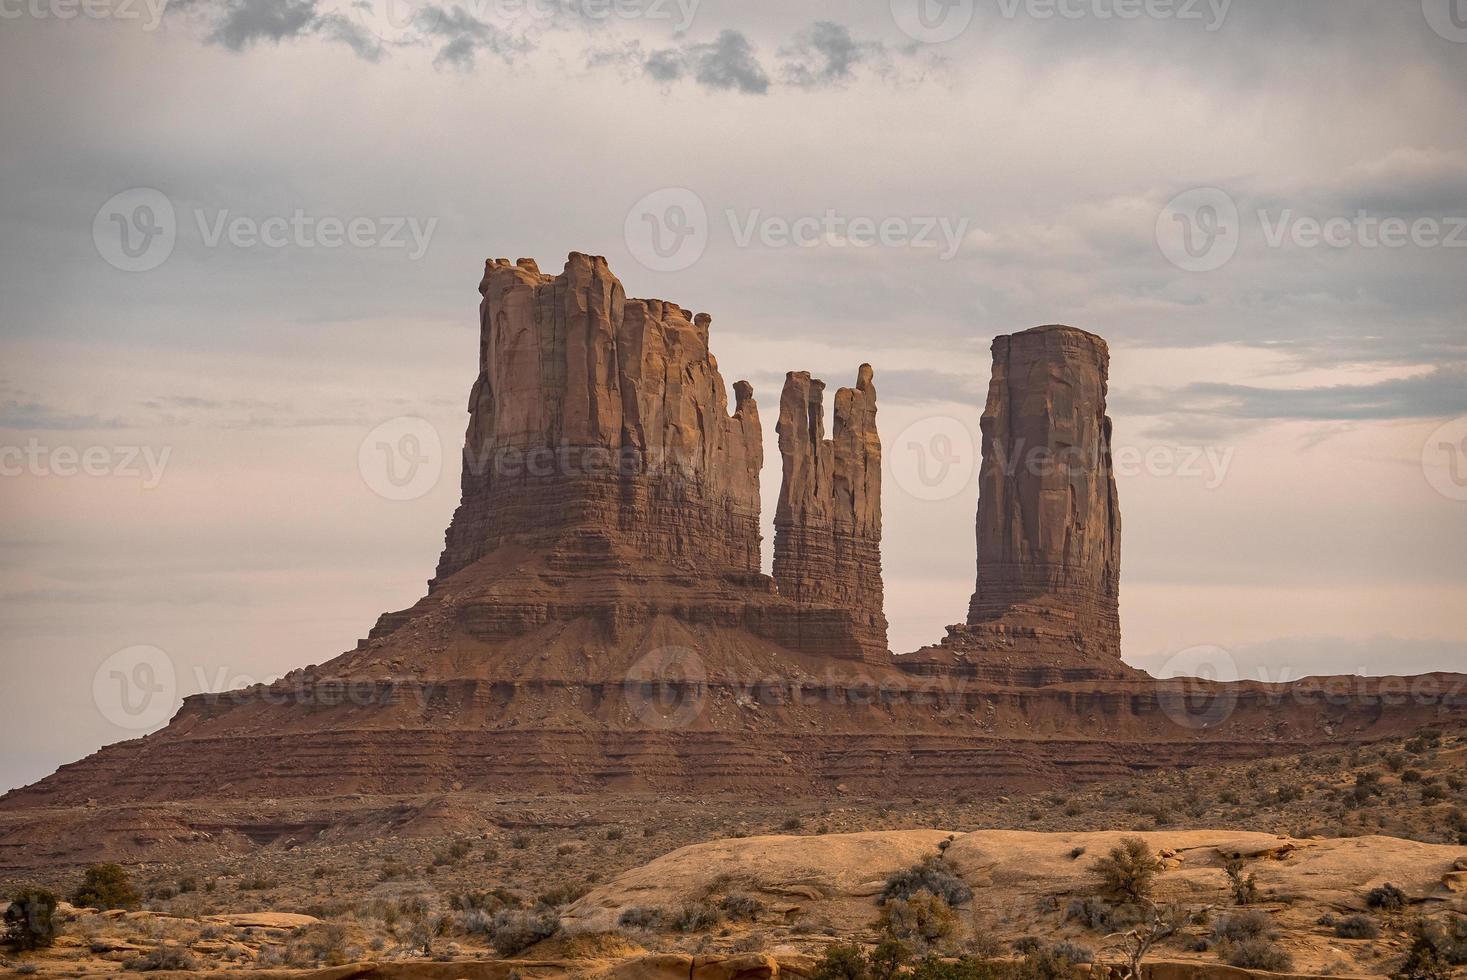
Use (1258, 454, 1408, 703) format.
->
(644, 28, 770, 94)
(207, 0, 318, 49)
(778, 21, 884, 88)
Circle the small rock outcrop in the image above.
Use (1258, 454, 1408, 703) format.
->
(772, 367, 888, 660)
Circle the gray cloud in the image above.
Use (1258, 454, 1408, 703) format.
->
(425, 5, 530, 69)
(644, 28, 770, 94)
(207, 0, 320, 49)
(1119, 364, 1467, 429)
(778, 21, 884, 88)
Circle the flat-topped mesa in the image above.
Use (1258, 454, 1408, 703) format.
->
(967, 325, 1122, 666)
(772, 366, 888, 660)
(432, 252, 762, 586)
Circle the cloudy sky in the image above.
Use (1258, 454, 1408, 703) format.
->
(1, 0, 1465, 793)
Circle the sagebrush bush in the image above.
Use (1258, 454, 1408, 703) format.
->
(1213, 909, 1274, 943)
(1335, 914, 1381, 939)
(719, 893, 765, 920)
(124, 946, 201, 971)
(879, 893, 957, 951)
(878, 857, 973, 908)
(616, 906, 664, 930)
(1226, 937, 1293, 972)
(488, 907, 560, 956)
(673, 901, 723, 933)
(1048, 940, 1094, 964)
(1368, 884, 1409, 911)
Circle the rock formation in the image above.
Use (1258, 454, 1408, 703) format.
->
(773, 367, 888, 660)
(902, 325, 1128, 683)
(1, 256, 1462, 818)
(434, 254, 763, 586)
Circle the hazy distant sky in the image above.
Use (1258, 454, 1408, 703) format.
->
(1, 0, 1465, 793)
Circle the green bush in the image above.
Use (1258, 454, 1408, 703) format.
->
(1222, 855, 1260, 905)
(3, 888, 58, 950)
(1090, 837, 1161, 904)
(71, 863, 140, 911)
(812, 940, 915, 980)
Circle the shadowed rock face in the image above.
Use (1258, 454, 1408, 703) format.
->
(434, 253, 763, 586)
(968, 326, 1121, 652)
(773, 366, 887, 660)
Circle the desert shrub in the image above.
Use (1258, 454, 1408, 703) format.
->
(536, 882, 589, 907)
(719, 893, 765, 920)
(3, 887, 58, 950)
(1015, 947, 1082, 980)
(879, 856, 973, 907)
(124, 945, 201, 971)
(1222, 855, 1260, 905)
(781, 817, 805, 831)
(812, 941, 918, 980)
(1067, 846, 1086, 860)
(1226, 937, 1293, 972)
(71, 863, 140, 910)
(672, 901, 723, 933)
(605, 828, 624, 841)
(1090, 837, 1161, 904)
(910, 956, 1005, 980)
(1012, 937, 1043, 955)
(616, 906, 665, 930)
(509, 833, 531, 849)
(1335, 914, 1381, 939)
(1403, 769, 1425, 784)
(879, 893, 957, 951)
(1213, 909, 1274, 943)
(1064, 897, 1112, 930)
(284, 922, 354, 966)
(453, 888, 520, 914)
(488, 907, 559, 956)
(1048, 940, 1094, 964)
(1368, 883, 1409, 911)
(1422, 785, 1448, 804)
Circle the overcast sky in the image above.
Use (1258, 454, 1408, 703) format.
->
(1, 0, 1465, 794)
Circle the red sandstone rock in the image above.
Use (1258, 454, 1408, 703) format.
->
(773, 366, 887, 660)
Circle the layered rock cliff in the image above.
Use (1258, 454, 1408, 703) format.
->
(773, 367, 888, 660)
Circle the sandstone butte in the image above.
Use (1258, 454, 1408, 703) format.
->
(3, 251, 1464, 809)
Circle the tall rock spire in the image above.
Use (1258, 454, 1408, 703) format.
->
(773, 365, 888, 660)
